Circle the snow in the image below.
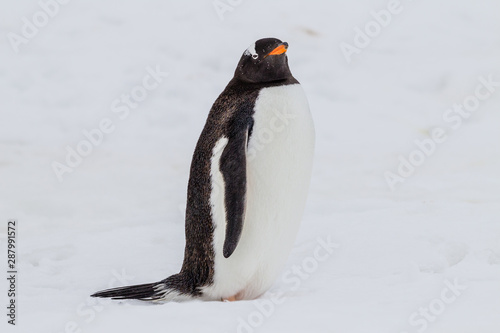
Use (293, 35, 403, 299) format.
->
(1, 0, 499, 332)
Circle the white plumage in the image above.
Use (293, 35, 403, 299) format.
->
(203, 83, 315, 300)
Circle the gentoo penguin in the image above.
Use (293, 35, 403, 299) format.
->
(92, 38, 315, 302)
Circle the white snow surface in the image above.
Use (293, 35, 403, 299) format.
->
(1, 0, 499, 332)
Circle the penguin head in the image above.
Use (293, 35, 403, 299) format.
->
(234, 38, 293, 83)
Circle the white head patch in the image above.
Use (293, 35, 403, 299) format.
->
(244, 43, 258, 59)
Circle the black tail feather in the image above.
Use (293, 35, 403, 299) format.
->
(91, 282, 160, 300)
(92, 273, 197, 302)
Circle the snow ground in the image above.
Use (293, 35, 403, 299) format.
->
(1, 0, 499, 332)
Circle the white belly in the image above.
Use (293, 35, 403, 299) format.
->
(204, 83, 315, 300)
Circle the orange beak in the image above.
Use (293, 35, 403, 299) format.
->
(268, 43, 288, 56)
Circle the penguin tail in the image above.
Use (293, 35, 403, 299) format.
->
(91, 275, 195, 302)
(91, 282, 160, 300)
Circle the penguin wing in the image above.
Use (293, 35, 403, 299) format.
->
(219, 121, 252, 258)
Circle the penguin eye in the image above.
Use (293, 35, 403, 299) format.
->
(252, 54, 258, 59)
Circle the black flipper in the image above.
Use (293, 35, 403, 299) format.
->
(220, 122, 250, 258)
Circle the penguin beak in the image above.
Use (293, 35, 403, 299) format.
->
(268, 42, 288, 56)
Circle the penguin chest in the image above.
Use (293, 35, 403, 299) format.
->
(246, 83, 315, 247)
(242, 83, 315, 295)
(207, 83, 315, 300)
